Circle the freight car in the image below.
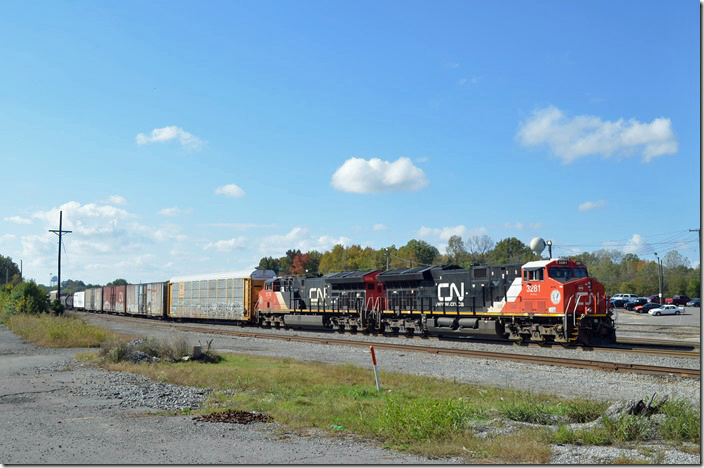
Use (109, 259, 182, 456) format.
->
(256, 258, 615, 345)
(72, 260, 615, 345)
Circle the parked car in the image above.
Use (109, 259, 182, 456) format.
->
(686, 298, 700, 307)
(610, 293, 638, 307)
(625, 298, 648, 311)
(647, 295, 662, 304)
(635, 302, 663, 314)
(666, 295, 691, 306)
(648, 304, 684, 316)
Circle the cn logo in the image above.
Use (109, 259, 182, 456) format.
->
(437, 283, 465, 301)
(309, 288, 327, 300)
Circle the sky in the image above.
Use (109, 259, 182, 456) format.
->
(0, 0, 700, 285)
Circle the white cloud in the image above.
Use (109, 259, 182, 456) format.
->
(106, 195, 127, 205)
(503, 222, 543, 231)
(4, 216, 32, 224)
(331, 157, 429, 194)
(578, 200, 608, 212)
(31, 201, 133, 236)
(516, 106, 678, 163)
(208, 223, 276, 230)
(0, 234, 16, 244)
(260, 227, 351, 257)
(136, 126, 204, 149)
(215, 184, 246, 198)
(417, 225, 487, 249)
(623, 234, 649, 254)
(372, 224, 388, 232)
(204, 237, 248, 252)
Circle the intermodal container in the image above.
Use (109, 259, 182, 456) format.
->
(168, 274, 264, 321)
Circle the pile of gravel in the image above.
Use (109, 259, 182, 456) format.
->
(72, 371, 211, 411)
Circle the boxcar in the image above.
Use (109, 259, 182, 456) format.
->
(73, 291, 85, 310)
(84, 287, 103, 312)
(126, 282, 168, 317)
(103, 285, 127, 314)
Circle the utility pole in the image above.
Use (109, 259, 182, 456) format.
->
(385, 249, 390, 271)
(654, 253, 664, 303)
(690, 228, 701, 262)
(49, 211, 71, 304)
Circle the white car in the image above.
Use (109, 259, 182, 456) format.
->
(648, 305, 684, 316)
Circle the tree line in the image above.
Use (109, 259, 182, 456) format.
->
(256, 235, 701, 298)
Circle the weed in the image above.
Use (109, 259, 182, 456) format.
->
(602, 414, 655, 442)
(658, 399, 700, 443)
(557, 399, 607, 423)
(7, 313, 115, 348)
(499, 400, 555, 425)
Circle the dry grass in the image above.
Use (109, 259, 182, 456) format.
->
(7, 313, 117, 348)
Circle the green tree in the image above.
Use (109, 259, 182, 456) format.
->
(486, 237, 535, 264)
(446, 235, 469, 265)
(105, 279, 128, 286)
(2, 280, 49, 318)
(256, 256, 281, 274)
(398, 239, 440, 267)
(0, 255, 21, 287)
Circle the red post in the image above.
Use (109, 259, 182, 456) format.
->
(370, 345, 377, 365)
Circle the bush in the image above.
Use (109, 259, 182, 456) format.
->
(7, 313, 114, 347)
(99, 335, 219, 364)
(2, 281, 49, 320)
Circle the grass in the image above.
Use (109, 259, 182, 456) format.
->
(6, 313, 118, 348)
(91, 353, 612, 462)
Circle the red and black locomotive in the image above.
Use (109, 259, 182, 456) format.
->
(256, 258, 616, 345)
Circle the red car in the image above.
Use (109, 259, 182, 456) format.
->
(647, 295, 662, 304)
(666, 295, 690, 306)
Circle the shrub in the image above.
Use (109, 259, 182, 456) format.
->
(2, 280, 49, 320)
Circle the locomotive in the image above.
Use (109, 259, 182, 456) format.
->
(72, 259, 615, 345)
(256, 258, 616, 345)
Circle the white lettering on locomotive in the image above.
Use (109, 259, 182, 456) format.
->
(437, 282, 465, 301)
(309, 287, 327, 304)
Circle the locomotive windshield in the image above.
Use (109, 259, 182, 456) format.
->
(548, 267, 589, 281)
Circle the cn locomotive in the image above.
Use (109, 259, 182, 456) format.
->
(73, 257, 615, 345)
(257, 258, 615, 345)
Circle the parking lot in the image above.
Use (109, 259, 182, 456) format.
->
(614, 306, 701, 327)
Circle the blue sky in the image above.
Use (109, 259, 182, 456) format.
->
(0, 0, 699, 285)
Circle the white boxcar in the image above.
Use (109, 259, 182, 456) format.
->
(73, 291, 85, 309)
(169, 273, 263, 321)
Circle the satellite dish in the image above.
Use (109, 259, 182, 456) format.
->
(530, 237, 546, 256)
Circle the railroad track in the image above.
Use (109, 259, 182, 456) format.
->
(77, 312, 700, 379)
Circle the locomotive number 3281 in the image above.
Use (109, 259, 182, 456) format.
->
(525, 284, 541, 293)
